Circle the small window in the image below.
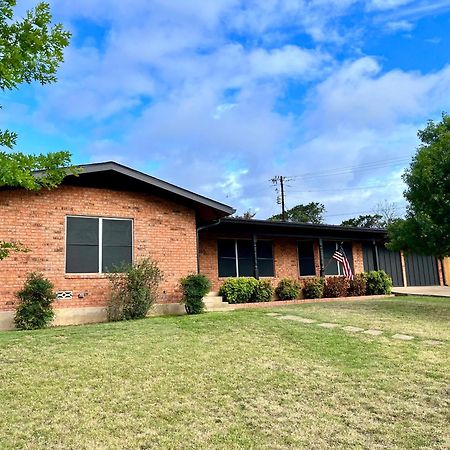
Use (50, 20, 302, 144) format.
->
(66, 217, 132, 274)
(218, 240, 237, 277)
(217, 239, 274, 278)
(323, 241, 353, 276)
(257, 241, 274, 277)
(298, 241, 316, 276)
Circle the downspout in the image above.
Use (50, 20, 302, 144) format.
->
(196, 219, 222, 274)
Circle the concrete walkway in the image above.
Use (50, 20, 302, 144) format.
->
(270, 313, 445, 345)
(392, 286, 450, 298)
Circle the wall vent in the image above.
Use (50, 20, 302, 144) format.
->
(56, 291, 73, 300)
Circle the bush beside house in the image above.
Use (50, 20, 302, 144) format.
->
(275, 279, 301, 300)
(14, 273, 56, 330)
(180, 274, 211, 314)
(107, 259, 162, 321)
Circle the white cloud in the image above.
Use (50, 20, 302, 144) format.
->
(385, 20, 415, 32)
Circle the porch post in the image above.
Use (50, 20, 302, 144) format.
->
(440, 257, 447, 286)
(373, 240, 380, 271)
(319, 238, 325, 277)
(252, 234, 259, 279)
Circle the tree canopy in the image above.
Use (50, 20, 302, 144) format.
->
(0, 1, 74, 259)
(388, 113, 450, 257)
(268, 202, 325, 224)
(341, 214, 385, 228)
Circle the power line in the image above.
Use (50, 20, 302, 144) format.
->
(287, 155, 410, 180)
(288, 181, 404, 193)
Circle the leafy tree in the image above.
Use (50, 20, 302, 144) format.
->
(0, 1, 74, 260)
(269, 202, 325, 224)
(341, 214, 385, 228)
(233, 209, 256, 219)
(388, 113, 450, 257)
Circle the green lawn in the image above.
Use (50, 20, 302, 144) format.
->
(0, 297, 449, 449)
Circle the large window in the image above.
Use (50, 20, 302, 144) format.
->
(66, 217, 132, 274)
(323, 241, 353, 276)
(218, 239, 274, 277)
(298, 241, 316, 276)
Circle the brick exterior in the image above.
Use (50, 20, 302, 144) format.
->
(0, 186, 197, 311)
(198, 231, 365, 291)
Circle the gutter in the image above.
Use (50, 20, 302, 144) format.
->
(196, 219, 223, 273)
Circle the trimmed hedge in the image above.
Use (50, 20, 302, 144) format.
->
(275, 278, 301, 300)
(323, 276, 350, 298)
(180, 274, 211, 314)
(348, 274, 367, 297)
(254, 280, 274, 302)
(302, 277, 324, 299)
(365, 270, 392, 295)
(219, 278, 274, 303)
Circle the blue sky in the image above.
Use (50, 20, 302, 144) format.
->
(4, 0, 450, 222)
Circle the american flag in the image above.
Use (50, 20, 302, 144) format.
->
(332, 245, 354, 280)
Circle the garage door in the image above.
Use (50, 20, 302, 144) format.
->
(405, 254, 439, 286)
(363, 243, 404, 287)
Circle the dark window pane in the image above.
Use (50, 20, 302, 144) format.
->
(66, 245, 99, 273)
(102, 219, 132, 272)
(341, 242, 354, 271)
(298, 241, 316, 276)
(257, 241, 273, 259)
(323, 241, 339, 275)
(238, 257, 254, 277)
(103, 219, 132, 246)
(258, 259, 274, 277)
(300, 258, 315, 276)
(66, 217, 99, 273)
(102, 246, 132, 272)
(298, 241, 314, 258)
(237, 240, 253, 259)
(67, 217, 98, 245)
(218, 240, 236, 258)
(218, 258, 237, 277)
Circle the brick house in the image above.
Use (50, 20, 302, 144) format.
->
(0, 162, 446, 329)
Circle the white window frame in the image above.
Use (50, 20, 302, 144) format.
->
(65, 215, 134, 275)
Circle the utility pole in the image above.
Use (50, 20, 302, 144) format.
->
(271, 175, 292, 221)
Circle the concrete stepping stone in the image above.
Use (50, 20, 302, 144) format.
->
(278, 315, 316, 324)
(392, 333, 414, 341)
(342, 326, 364, 333)
(266, 313, 281, 316)
(317, 322, 339, 329)
(363, 329, 383, 336)
(423, 339, 444, 346)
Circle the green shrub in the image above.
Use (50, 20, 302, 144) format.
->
(218, 278, 259, 304)
(365, 270, 392, 295)
(254, 280, 274, 302)
(323, 276, 350, 298)
(107, 259, 162, 321)
(348, 274, 367, 297)
(275, 278, 301, 300)
(14, 273, 56, 330)
(180, 274, 211, 314)
(302, 277, 324, 299)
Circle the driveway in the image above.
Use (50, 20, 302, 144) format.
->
(392, 286, 450, 298)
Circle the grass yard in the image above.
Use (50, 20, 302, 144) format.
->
(0, 297, 449, 449)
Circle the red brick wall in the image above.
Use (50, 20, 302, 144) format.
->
(0, 186, 197, 311)
(198, 232, 365, 291)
